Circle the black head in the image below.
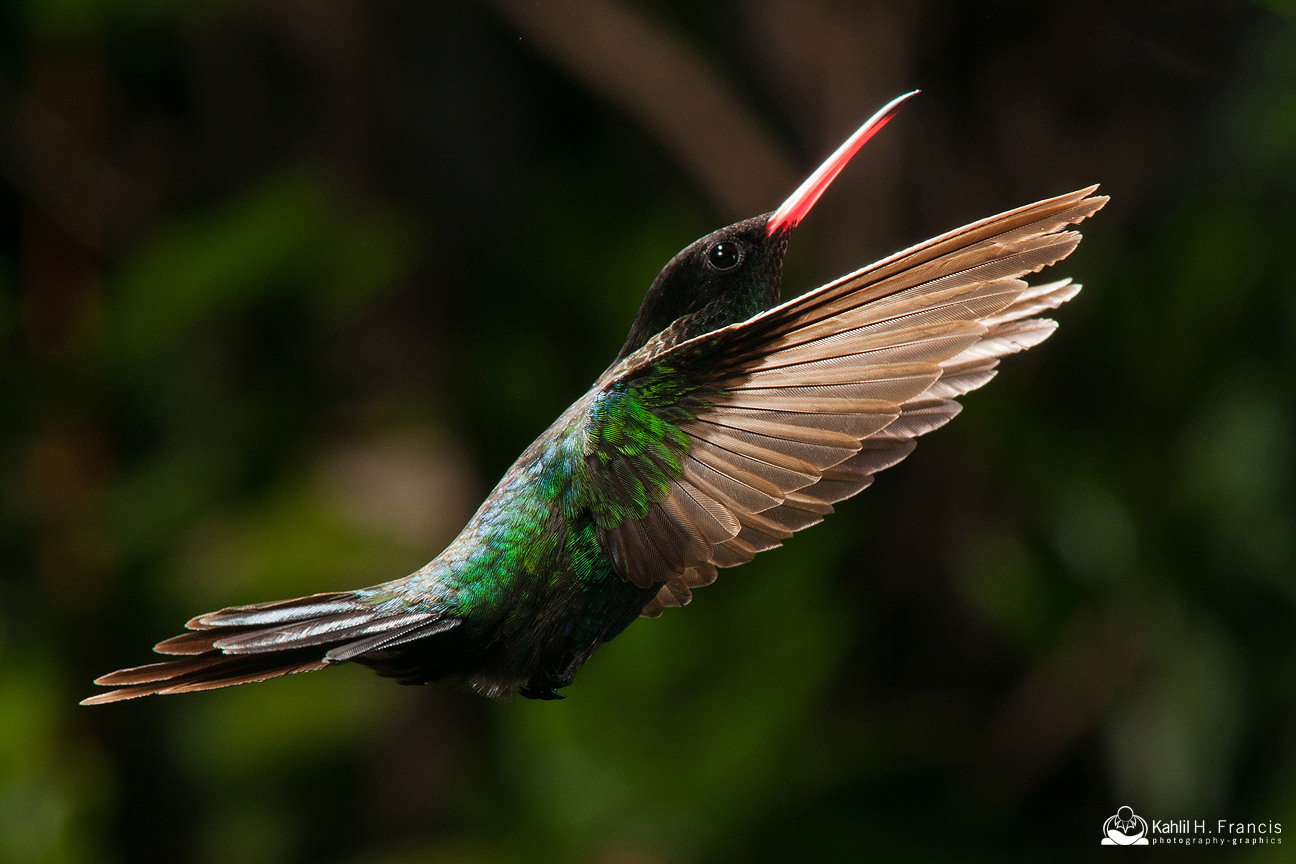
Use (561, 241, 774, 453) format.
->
(615, 214, 790, 361)
(614, 90, 918, 363)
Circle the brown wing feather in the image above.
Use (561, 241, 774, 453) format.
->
(634, 188, 1105, 615)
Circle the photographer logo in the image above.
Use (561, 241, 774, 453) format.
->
(1099, 810, 1281, 846)
(1103, 806, 1150, 845)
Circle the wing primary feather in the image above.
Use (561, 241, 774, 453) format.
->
(704, 406, 899, 440)
(612, 514, 679, 588)
(796, 475, 874, 506)
(698, 413, 863, 450)
(877, 400, 962, 439)
(681, 454, 785, 512)
(687, 437, 818, 491)
(672, 479, 741, 539)
(754, 503, 825, 533)
(684, 562, 719, 587)
(656, 492, 719, 562)
(830, 440, 918, 478)
(712, 537, 758, 568)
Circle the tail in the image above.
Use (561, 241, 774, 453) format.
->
(82, 591, 458, 705)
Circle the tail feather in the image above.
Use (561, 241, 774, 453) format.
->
(82, 651, 330, 705)
(325, 617, 460, 662)
(212, 610, 440, 654)
(83, 591, 457, 705)
(154, 629, 246, 655)
(186, 591, 360, 629)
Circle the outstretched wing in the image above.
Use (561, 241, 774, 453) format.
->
(585, 187, 1106, 616)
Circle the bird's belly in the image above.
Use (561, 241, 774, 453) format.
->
(449, 545, 658, 699)
(418, 466, 660, 698)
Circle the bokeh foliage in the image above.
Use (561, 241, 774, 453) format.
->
(2, 0, 1296, 862)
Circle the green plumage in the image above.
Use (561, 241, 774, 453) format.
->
(82, 112, 1105, 705)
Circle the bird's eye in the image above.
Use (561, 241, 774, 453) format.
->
(705, 241, 742, 271)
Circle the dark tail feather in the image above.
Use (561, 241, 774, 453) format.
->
(82, 591, 458, 705)
(80, 650, 331, 705)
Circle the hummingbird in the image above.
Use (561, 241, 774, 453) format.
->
(84, 92, 1106, 705)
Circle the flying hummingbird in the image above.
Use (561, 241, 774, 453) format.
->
(84, 92, 1106, 705)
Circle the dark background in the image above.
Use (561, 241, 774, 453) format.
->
(2, 0, 1295, 861)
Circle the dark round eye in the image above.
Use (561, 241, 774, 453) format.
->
(705, 241, 741, 271)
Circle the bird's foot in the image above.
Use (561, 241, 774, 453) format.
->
(520, 685, 567, 700)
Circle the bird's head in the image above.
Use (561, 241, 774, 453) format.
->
(616, 90, 918, 362)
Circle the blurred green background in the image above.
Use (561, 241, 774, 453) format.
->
(3, 0, 1296, 861)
